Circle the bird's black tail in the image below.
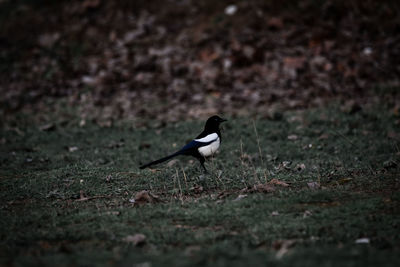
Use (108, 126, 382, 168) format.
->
(139, 152, 181, 169)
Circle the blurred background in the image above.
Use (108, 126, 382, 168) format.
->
(1, 0, 399, 126)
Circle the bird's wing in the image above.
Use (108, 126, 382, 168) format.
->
(180, 133, 219, 152)
(194, 133, 218, 142)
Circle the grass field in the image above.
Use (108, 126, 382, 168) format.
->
(1, 105, 399, 266)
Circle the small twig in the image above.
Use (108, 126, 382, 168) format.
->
(240, 138, 245, 165)
(175, 168, 183, 200)
(181, 167, 188, 192)
(252, 120, 264, 165)
(75, 195, 110, 202)
(252, 120, 269, 182)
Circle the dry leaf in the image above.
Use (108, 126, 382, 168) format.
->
(338, 177, 352, 184)
(283, 57, 306, 70)
(123, 234, 146, 246)
(295, 163, 306, 171)
(105, 175, 112, 183)
(387, 131, 400, 140)
(341, 100, 362, 114)
(68, 146, 79, 152)
(216, 191, 230, 199)
(79, 190, 86, 200)
(303, 210, 312, 218)
(134, 190, 160, 205)
(38, 32, 60, 48)
(307, 182, 320, 190)
(190, 185, 204, 194)
(383, 160, 397, 169)
(39, 123, 56, 131)
(82, 0, 100, 9)
(355, 238, 369, 244)
(253, 183, 275, 193)
(224, 5, 237, 15)
(318, 133, 329, 140)
(269, 178, 289, 187)
(233, 194, 247, 201)
(166, 159, 178, 167)
(273, 239, 296, 259)
(267, 17, 284, 29)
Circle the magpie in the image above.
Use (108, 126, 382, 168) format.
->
(139, 115, 227, 172)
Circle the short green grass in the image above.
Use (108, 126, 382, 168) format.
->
(1, 106, 399, 266)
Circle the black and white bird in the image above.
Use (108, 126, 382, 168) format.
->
(139, 115, 227, 172)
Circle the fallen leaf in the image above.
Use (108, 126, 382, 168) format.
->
(387, 131, 400, 140)
(355, 238, 370, 244)
(216, 191, 230, 199)
(267, 17, 284, 30)
(79, 190, 86, 200)
(233, 194, 247, 201)
(199, 49, 219, 63)
(38, 32, 60, 48)
(341, 100, 362, 114)
(274, 161, 292, 172)
(273, 239, 296, 259)
(68, 146, 79, 152)
(303, 210, 312, 218)
(166, 159, 178, 167)
(318, 133, 329, 140)
(383, 160, 397, 169)
(338, 177, 353, 184)
(287, 135, 298, 140)
(105, 175, 112, 183)
(282, 161, 292, 169)
(253, 183, 275, 193)
(269, 178, 289, 187)
(392, 105, 400, 117)
(190, 185, 204, 194)
(224, 5, 237, 15)
(271, 211, 279, 216)
(123, 234, 146, 246)
(283, 56, 306, 70)
(133, 190, 161, 205)
(107, 140, 124, 149)
(82, 0, 101, 10)
(295, 163, 306, 171)
(39, 123, 56, 131)
(75, 190, 109, 202)
(307, 182, 320, 190)
(139, 143, 151, 150)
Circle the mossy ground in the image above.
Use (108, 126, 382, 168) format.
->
(1, 105, 399, 266)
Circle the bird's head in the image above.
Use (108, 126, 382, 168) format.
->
(205, 115, 227, 130)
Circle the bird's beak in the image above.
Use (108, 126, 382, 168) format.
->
(220, 118, 227, 123)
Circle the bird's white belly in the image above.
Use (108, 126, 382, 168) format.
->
(198, 138, 220, 157)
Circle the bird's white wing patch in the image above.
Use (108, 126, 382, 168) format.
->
(195, 133, 218, 143)
(198, 138, 220, 157)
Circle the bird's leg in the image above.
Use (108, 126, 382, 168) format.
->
(199, 156, 208, 173)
